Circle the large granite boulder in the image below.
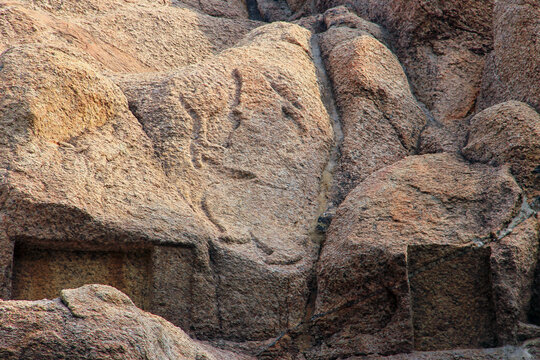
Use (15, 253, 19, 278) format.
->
(1, 0, 259, 72)
(288, 0, 493, 124)
(311, 153, 526, 358)
(0, 284, 253, 360)
(318, 24, 426, 203)
(117, 22, 334, 341)
(478, 0, 540, 112)
(463, 101, 540, 202)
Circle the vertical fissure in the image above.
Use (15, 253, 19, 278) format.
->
(304, 31, 343, 327)
(310, 32, 343, 230)
(208, 242, 224, 336)
(255, 32, 344, 358)
(246, 0, 264, 21)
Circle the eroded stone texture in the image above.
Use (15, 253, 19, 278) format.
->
(355, 344, 536, 359)
(1, 0, 259, 72)
(321, 6, 388, 43)
(381, 0, 492, 124)
(291, 0, 493, 125)
(116, 22, 333, 340)
(0, 0, 538, 358)
(417, 119, 467, 155)
(463, 101, 540, 202)
(257, 0, 292, 21)
(311, 153, 522, 358)
(0, 22, 333, 345)
(478, 0, 540, 112)
(0, 284, 254, 360)
(527, 215, 540, 329)
(175, 0, 249, 19)
(151, 245, 199, 332)
(0, 227, 12, 300)
(11, 244, 153, 310)
(318, 27, 426, 203)
(16, 0, 172, 15)
(0, 43, 208, 243)
(490, 216, 540, 344)
(408, 245, 497, 351)
(0, 45, 126, 144)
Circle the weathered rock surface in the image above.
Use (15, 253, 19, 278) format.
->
(257, 0, 292, 22)
(1, 0, 259, 72)
(417, 118, 467, 155)
(478, 0, 540, 112)
(176, 0, 249, 19)
(376, 0, 492, 124)
(0, 45, 126, 144)
(293, 6, 389, 45)
(289, 0, 493, 125)
(490, 215, 539, 344)
(311, 153, 524, 358)
(463, 101, 540, 202)
(0, 20, 333, 348)
(1, 0, 539, 358)
(0, 42, 209, 243)
(0, 40, 213, 320)
(116, 22, 334, 341)
(355, 343, 537, 359)
(118, 21, 331, 266)
(0, 284, 253, 360)
(318, 26, 426, 203)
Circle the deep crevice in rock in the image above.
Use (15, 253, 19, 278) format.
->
(246, 0, 264, 21)
(305, 31, 343, 311)
(208, 241, 224, 336)
(309, 33, 343, 215)
(256, 31, 344, 359)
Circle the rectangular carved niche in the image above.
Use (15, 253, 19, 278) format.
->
(12, 243, 152, 310)
(407, 244, 497, 351)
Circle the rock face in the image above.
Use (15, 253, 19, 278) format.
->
(355, 344, 539, 359)
(117, 21, 333, 340)
(177, 0, 249, 19)
(290, 0, 493, 124)
(408, 244, 497, 351)
(379, 0, 492, 124)
(0, 45, 126, 144)
(311, 153, 524, 358)
(257, 0, 292, 21)
(0, 0, 259, 72)
(490, 216, 539, 344)
(1, 0, 539, 359)
(0, 18, 333, 348)
(318, 23, 426, 203)
(0, 284, 253, 360)
(478, 0, 540, 112)
(463, 101, 540, 202)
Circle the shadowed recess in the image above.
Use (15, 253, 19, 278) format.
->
(246, 0, 264, 21)
(11, 243, 152, 310)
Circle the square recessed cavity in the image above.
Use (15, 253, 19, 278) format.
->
(407, 244, 497, 351)
(12, 243, 152, 310)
